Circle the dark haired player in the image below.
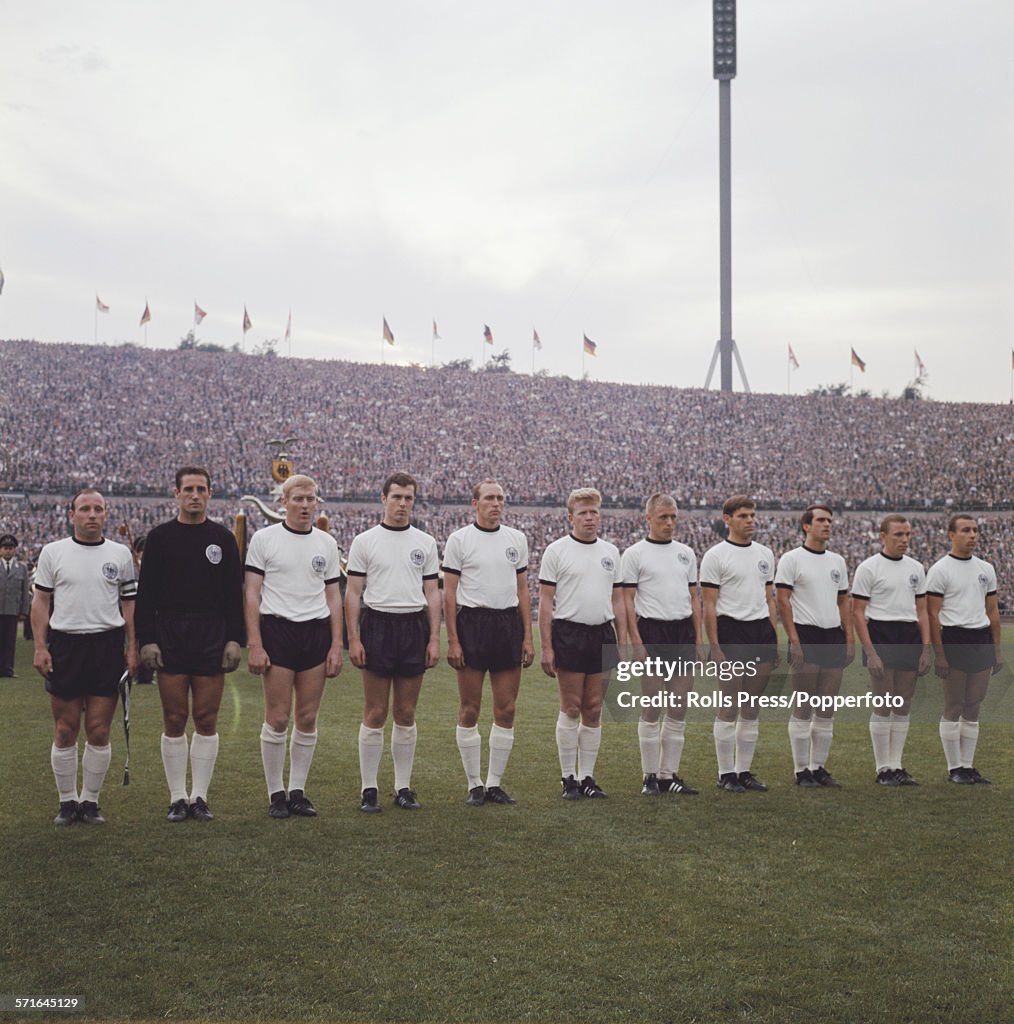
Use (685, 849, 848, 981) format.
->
(699, 495, 779, 793)
(346, 472, 441, 812)
(135, 467, 244, 822)
(775, 504, 853, 788)
(926, 514, 1003, 784)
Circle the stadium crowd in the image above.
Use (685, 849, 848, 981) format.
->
(1, 338, 1011, 609)
(1, 339, 1011, 508)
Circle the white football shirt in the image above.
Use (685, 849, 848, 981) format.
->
(346, 523, 439, 613)
(442, 523, 528, 609)
(245, 522, 341, 621)
(620, 538, 697, 621)
(539, 534, 622, 625)
(775, 546, 849, 629)
(925, 554, 996, 629)
(698, 540, 775, 621)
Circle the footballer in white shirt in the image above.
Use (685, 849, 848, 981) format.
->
(699, 495, 780, 794)
(926, 514, 1003, 785)
(345, 473, 442, 813)
(443, 480, 533, 807)
(538, 487, 625, 801)
(244, 474, 344, 820)
(851, 514, 930, 787)
(31, 489, 139, 826)
(774, 504, 853, 790)
(618, 493, 703, 797)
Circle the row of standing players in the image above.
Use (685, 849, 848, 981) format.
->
(31, 470, 1003, 825)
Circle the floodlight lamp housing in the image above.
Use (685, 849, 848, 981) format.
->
(713, 0, 737, 80)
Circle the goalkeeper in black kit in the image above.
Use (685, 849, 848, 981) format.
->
(135, 467, 245, 822)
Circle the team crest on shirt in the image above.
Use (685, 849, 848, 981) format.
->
(505, 546, 520, 564)
(908, 574, 919, 590)
(311, 555, 327, 574)
(102, 562, 118, 581)
(830, 568, 842, 585)
(978, 573, 989, 589)
(757, 559, 770, 576)
(677, 552, 690, 566)
(205, 544, 223, 565)
(601, 556, 615, 572)
(410, 548, 426, 567)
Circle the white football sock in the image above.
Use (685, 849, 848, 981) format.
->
(888, 713, 910, 770)
(486, 724, 514, 788)
(734, 719, 759, 774)
(358, 724, 384, 790)
(51, 743, 78, 802)
(456, 725, 482, 788)
(809, 717, 834, 771)
(577, 723, 602, 780)
(659, 717, 686, 778)
(161, 733, 189, 802)
(288, 729, 317, 793)
(260, 722, 287, 796)
(556, 712, 580, 778)
(958, 717, 979, 768)
(637, 718, 661, 775)
(788, 716, 811, 773)
(713, 719, 737, 776)
(391, 723, 417, 791)
(189, 733, 219, 801)
(939, 718, 962, 771)
(869, 714, 892, 773)
(80, 742, 111, 803)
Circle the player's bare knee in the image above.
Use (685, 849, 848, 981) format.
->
(392, 708, 416, 728)
(492, 703, 515, 728)
(363, 706, 387, 729)
(266, 711, 290, 732)
(87, 724, 111, 746)
(162, 709, 189, 735)
(294, 710, 318, 733)
(192, 709, 219, 735)
(457, 702, 481, 728)
(54, 722, 79, 746)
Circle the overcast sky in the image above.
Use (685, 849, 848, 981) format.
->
(2, 1, 1012, 402)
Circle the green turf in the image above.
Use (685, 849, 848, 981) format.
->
(1, 634, 1011, 1024)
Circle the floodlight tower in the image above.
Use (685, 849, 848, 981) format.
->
(704, 0, 751, 392)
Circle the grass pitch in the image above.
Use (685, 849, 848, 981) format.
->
(1, 634, 1011, 1024)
